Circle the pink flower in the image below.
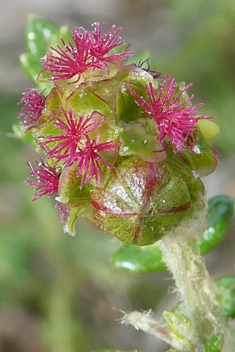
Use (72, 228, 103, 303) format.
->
(39, 105, 121, 186)
(41, 23, 133, 83)
(41, 32, 98, 83)
(89, 23, 134, 68)
(17, 89, 45, 126)
(76, 136, 121, 187)
(127, 75, 211, 153)
(38, 107, 104, 167)
(25, 159, 60, 200)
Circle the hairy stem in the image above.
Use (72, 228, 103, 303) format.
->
(157, 204, 224, 351)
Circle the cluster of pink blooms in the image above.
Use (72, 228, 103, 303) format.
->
(42, 22, 134, 82)
(17, 22, 210, 218)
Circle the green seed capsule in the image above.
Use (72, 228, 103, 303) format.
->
(87, 156, 205, 245)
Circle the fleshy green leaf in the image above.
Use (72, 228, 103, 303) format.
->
(20, 15, 57, 84)
(20, 53, 43, 83)
(111, 195, 234, 274)
(111, 243, 166, 274)
(25, 14, 58, 56)
(20, 14, 71, 93)
(199, 195, 234, 255)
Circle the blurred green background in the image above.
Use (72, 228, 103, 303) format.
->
(0, 1, 235, 351)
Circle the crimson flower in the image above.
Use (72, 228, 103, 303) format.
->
(127, 75, 211, 153)
(38, 107, 104, 167)
(76, 136, 122, 187)
(17, 89, 45, 126)
(89, 23, 134, 68)
(25, 159, 60, 200)
(41, 23, 133, 83)
(41, 31, 99, 83)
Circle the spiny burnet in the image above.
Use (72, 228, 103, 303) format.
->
(38, 107, 106, 167)
(25, 158, 60, 200)
(16, 17, 218, 244)
(17, 89, 46, 127)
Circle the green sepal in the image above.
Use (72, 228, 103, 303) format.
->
(205, 334, 224, 352)
(59, 164, 92, 207)
(34, 88, 64, 148)
(64, 206, 90, 236)
(116, 82, 147, 124)
(215, 275, 235, 319)
(69, 87, 111, 117)
(45, 87, 63, 115)
(115, 64, 157, 124)
(111, 195, 234, 274)
(59, 164, 94, 236)
(184, 129, 218, 177)
(119, 118, 166, 161)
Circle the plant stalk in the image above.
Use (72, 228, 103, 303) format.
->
(157, 204, 228, 351)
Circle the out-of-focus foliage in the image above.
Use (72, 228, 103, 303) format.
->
(1, 94, 145, 351)
(155, 0, 235, 156)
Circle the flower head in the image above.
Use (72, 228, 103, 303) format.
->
(17, 89, 45, 126)
(17, 16, 218, 238)
(38, 107, 104, 167)
(42, 33, 97, 83)
(127, 75, 211, 153)
(25, 159, 60, 200)
(89, 23, 134, 67)
(41, 23, 133, 83)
